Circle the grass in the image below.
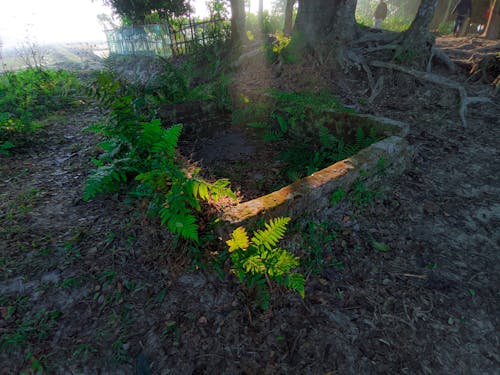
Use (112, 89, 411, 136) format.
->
(356, 13, 413, 32)
(0, 68, 81, 154)
(1, 306, 62, 351)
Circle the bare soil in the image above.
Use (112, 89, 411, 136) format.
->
(1, 36, 499, 374)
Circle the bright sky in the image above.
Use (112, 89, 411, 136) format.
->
(0, 0, 272, 50)
(0, 0, 113, 49)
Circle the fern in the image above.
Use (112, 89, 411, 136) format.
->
(195, 178, 237, 202)
(226, 217, 304, 309)
(160, 209, 199, 241)
(226, 227, 249, 252)
(285, 273, 305, 298)
(251, 217, 291, 250)
(84, 73, 236, 242)
(142, 121, 182, 157)
(83, 158, 136, 201)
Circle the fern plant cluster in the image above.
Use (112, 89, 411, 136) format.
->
(247, 90, 382, 181)
(226, 217, 305, 310)
(0, 68, 81, 154)
(83, 71, 235, 241)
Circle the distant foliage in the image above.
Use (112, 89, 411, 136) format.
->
(104, 0, 191, 25)
(84, 71, 235, 241)
(226, 217, 305, 309)
(0, 68, 80, 154)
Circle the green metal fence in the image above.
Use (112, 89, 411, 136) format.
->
(105, 19, 230, 57)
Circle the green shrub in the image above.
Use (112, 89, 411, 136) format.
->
(0, 68, 80, 153)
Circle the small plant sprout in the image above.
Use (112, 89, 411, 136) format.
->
(373, 241, 391, 252)
(330, 187, 346, 205)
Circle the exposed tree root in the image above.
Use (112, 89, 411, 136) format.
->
(358, 59, 385, 103)
(427, 47, 457, 73)
(467, 53, 500, 84)
(370, 60, 492, 127)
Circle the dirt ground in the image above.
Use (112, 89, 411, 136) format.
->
(1, 36, 499, 374)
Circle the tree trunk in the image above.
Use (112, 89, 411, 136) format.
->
(396, 0, 438, 61)
(483, 0, 500, 39)
(283, 0, 296, 35)
(429, 0, 453, 30)
(293, 0, 358, 46)
(404, 0, 438, 43)
(230, 0, 246, 49)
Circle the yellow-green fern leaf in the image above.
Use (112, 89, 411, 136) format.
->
(243, 255, 266, 274)
(251, 217, 291, 250)
(227, 226, 249, 252)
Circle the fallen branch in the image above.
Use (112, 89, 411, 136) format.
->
(370, 60, 491, 127)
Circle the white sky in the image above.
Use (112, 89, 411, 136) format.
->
(0, 0, 273, 50)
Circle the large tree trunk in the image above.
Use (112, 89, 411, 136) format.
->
(294, 0, 358, 46)
(483, 0, 500, 39)
(283, 0, 296, 35)
(230, 0, 246, 49)
(404, 0, 438, 43)
(396, 0, 438, 62)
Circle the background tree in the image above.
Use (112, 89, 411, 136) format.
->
(230, 0, 246, 48)
(103, 0, 191, 24)
(294, 0, 358, 46)
(396, 0, 438, 60)
(483, 0, 500, 39)
(292, 0, 440, 66)
(429, 0, 454, 30)
(283, 0, 296, 35)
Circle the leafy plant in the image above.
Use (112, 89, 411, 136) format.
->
(226, 217, 304, 309)
(264, 31, 299, 64)
(0, 68, 80, 154)
(300, 221, 343, 276)
(243, 90, 382, 182)
(280, 125, 381, 182)
(330, 187, 346, 205)
(84, 71, 235, 241)
(350, 173, 380, 208)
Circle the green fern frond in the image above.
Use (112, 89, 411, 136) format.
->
(192, 179, 210, 201)
(83, 158, 133, 201)
(159, 207, 199, 241)
(318, 126, 339, 150)
(243, 255, 266, 274)
(192, 178, 237, 203)
(354, 127, 365, 150)
(140, 120, 180, 153)
(151, 123, 183, 156)
(227, 226, 249, 252)
(251, 217, 291, 250)
(208, 179, 237, 202)
(285, 273, 305, 298)
(267, 248, 300, 277)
